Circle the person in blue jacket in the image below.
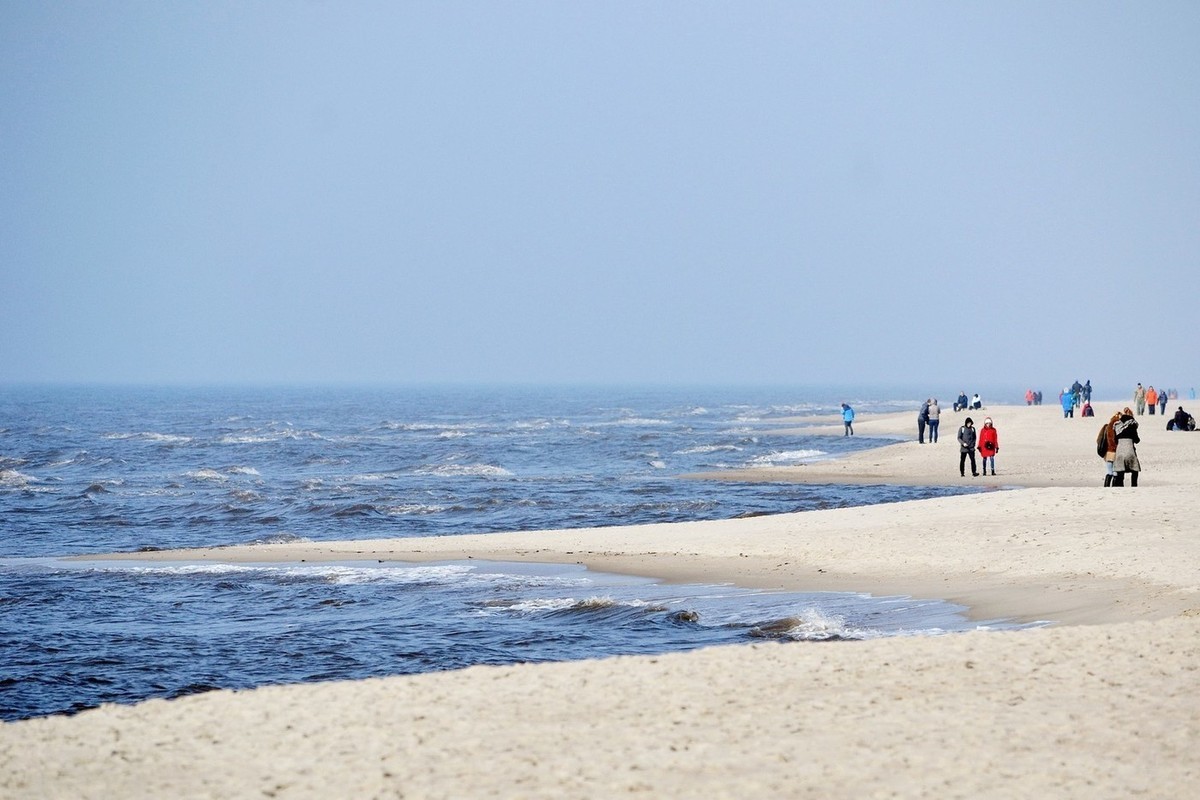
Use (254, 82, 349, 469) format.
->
(841, 403, 855, 436)
(1061, 387, 1076, 418)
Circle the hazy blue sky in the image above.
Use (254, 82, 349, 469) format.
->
(3, 2, 1197, 394)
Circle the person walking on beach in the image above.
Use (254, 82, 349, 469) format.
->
(1134, 383, 1146, 415)
(1100, 411, 1120, 486)
(918, 400, 929, 444)
(957, 417, 979, 477)
(841, 403, 855, 436)
(977, 417, 999, 476)
(927, 398, 941, 443)
(1061, 386, 1076, 418)
(1083, 380, 1092, 404)
(1158, 389, 1168, 416)
(1146, 386, 1158, 416)
(1111, 408, 1141, 486)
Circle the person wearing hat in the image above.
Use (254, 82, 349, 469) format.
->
(977, 417, 999, 476)
(957, 417, 978, 477)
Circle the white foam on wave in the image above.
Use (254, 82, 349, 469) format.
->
(227, 466, 261, 476)
(103, 432, 192, 444)
(415, 463, 514, 478)
(745, 449, 827, 467)
(676, 444, 741, 455)
(0, 468, 36, 488)
(85, 561, 477, 586)
(477, 595, 651, 615)
(385, 503, 446, 515)
(186, 469, 227, 482)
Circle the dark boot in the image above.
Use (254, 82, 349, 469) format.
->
(1113, 472, 1125, 487)
(1130, 472, 1139, 487)
(1104, 474, 1112, 487)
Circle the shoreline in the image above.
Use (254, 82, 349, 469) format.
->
(7, 402, 1200, 797)
(80, 403, 1200, 625)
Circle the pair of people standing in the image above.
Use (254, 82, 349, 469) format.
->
(956, 417, 998, 477)
(918, 399, 940, 443)
(1100, 408, 1141, 486)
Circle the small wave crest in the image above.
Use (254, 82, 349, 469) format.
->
(748, 608, 861, 641)
(745, 449, 827, 467)
(0, 468, 36, 488)
(415, 463, 514, 478)
(103, 432, 193, 444)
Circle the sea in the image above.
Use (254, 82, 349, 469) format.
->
(0, 385, 1020, 722)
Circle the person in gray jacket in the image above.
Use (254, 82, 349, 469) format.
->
(957, 417, 978, 477)
(926, 398, 941, 443)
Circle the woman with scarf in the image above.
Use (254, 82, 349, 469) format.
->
(1111, 408, 1141, 487)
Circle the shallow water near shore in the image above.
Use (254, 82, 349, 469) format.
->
(1, 385, 1004, 720)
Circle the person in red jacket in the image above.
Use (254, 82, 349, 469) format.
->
(977, 417, 999, 476)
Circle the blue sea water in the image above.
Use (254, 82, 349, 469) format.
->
(0, 385, 1008, 721)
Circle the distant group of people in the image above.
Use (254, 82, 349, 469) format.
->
(1058, 380, 1093, 418)
(1133, 383, 1180, 416)
(844, 381, 1195, 484)
(952, 392, 982, 413)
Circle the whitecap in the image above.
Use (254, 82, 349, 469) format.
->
(415, 463, 514, 478)
(385, 504, 446, 515)
(676, 444, 741, 455)
(0, 468, 36, 487)
(745, 449, 828, 467)
(186, 469, 228, 482)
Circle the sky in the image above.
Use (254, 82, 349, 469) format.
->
(2, 2, 1197, 395)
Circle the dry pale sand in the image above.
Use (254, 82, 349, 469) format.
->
(3, 402, 1199, 798)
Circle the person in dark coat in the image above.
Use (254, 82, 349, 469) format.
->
(1111, 408, 1141, 487)
(957, 417, 978, 477)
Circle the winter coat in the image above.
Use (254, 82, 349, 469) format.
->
(957, 425, 976, 453)
(1113, 414, 1141, 471)
(977, 425, 999, 456)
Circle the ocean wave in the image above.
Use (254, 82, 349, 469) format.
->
(676, 444, 742, 455)
(227, 466, 261, 476)
(745, 449, 827, 467)
(185, 469, 228, 483)
(102, 432, 193, 444)
(0, 470, 35, 489)
(478, 596, 661, 615)
(385, 503, 446, 515)
(415, 463, 514, 478)
(748, 608, 859, 641)
(82, 561, 476, 586)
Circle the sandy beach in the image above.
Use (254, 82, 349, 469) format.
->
(3, 401, 1199, 798)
